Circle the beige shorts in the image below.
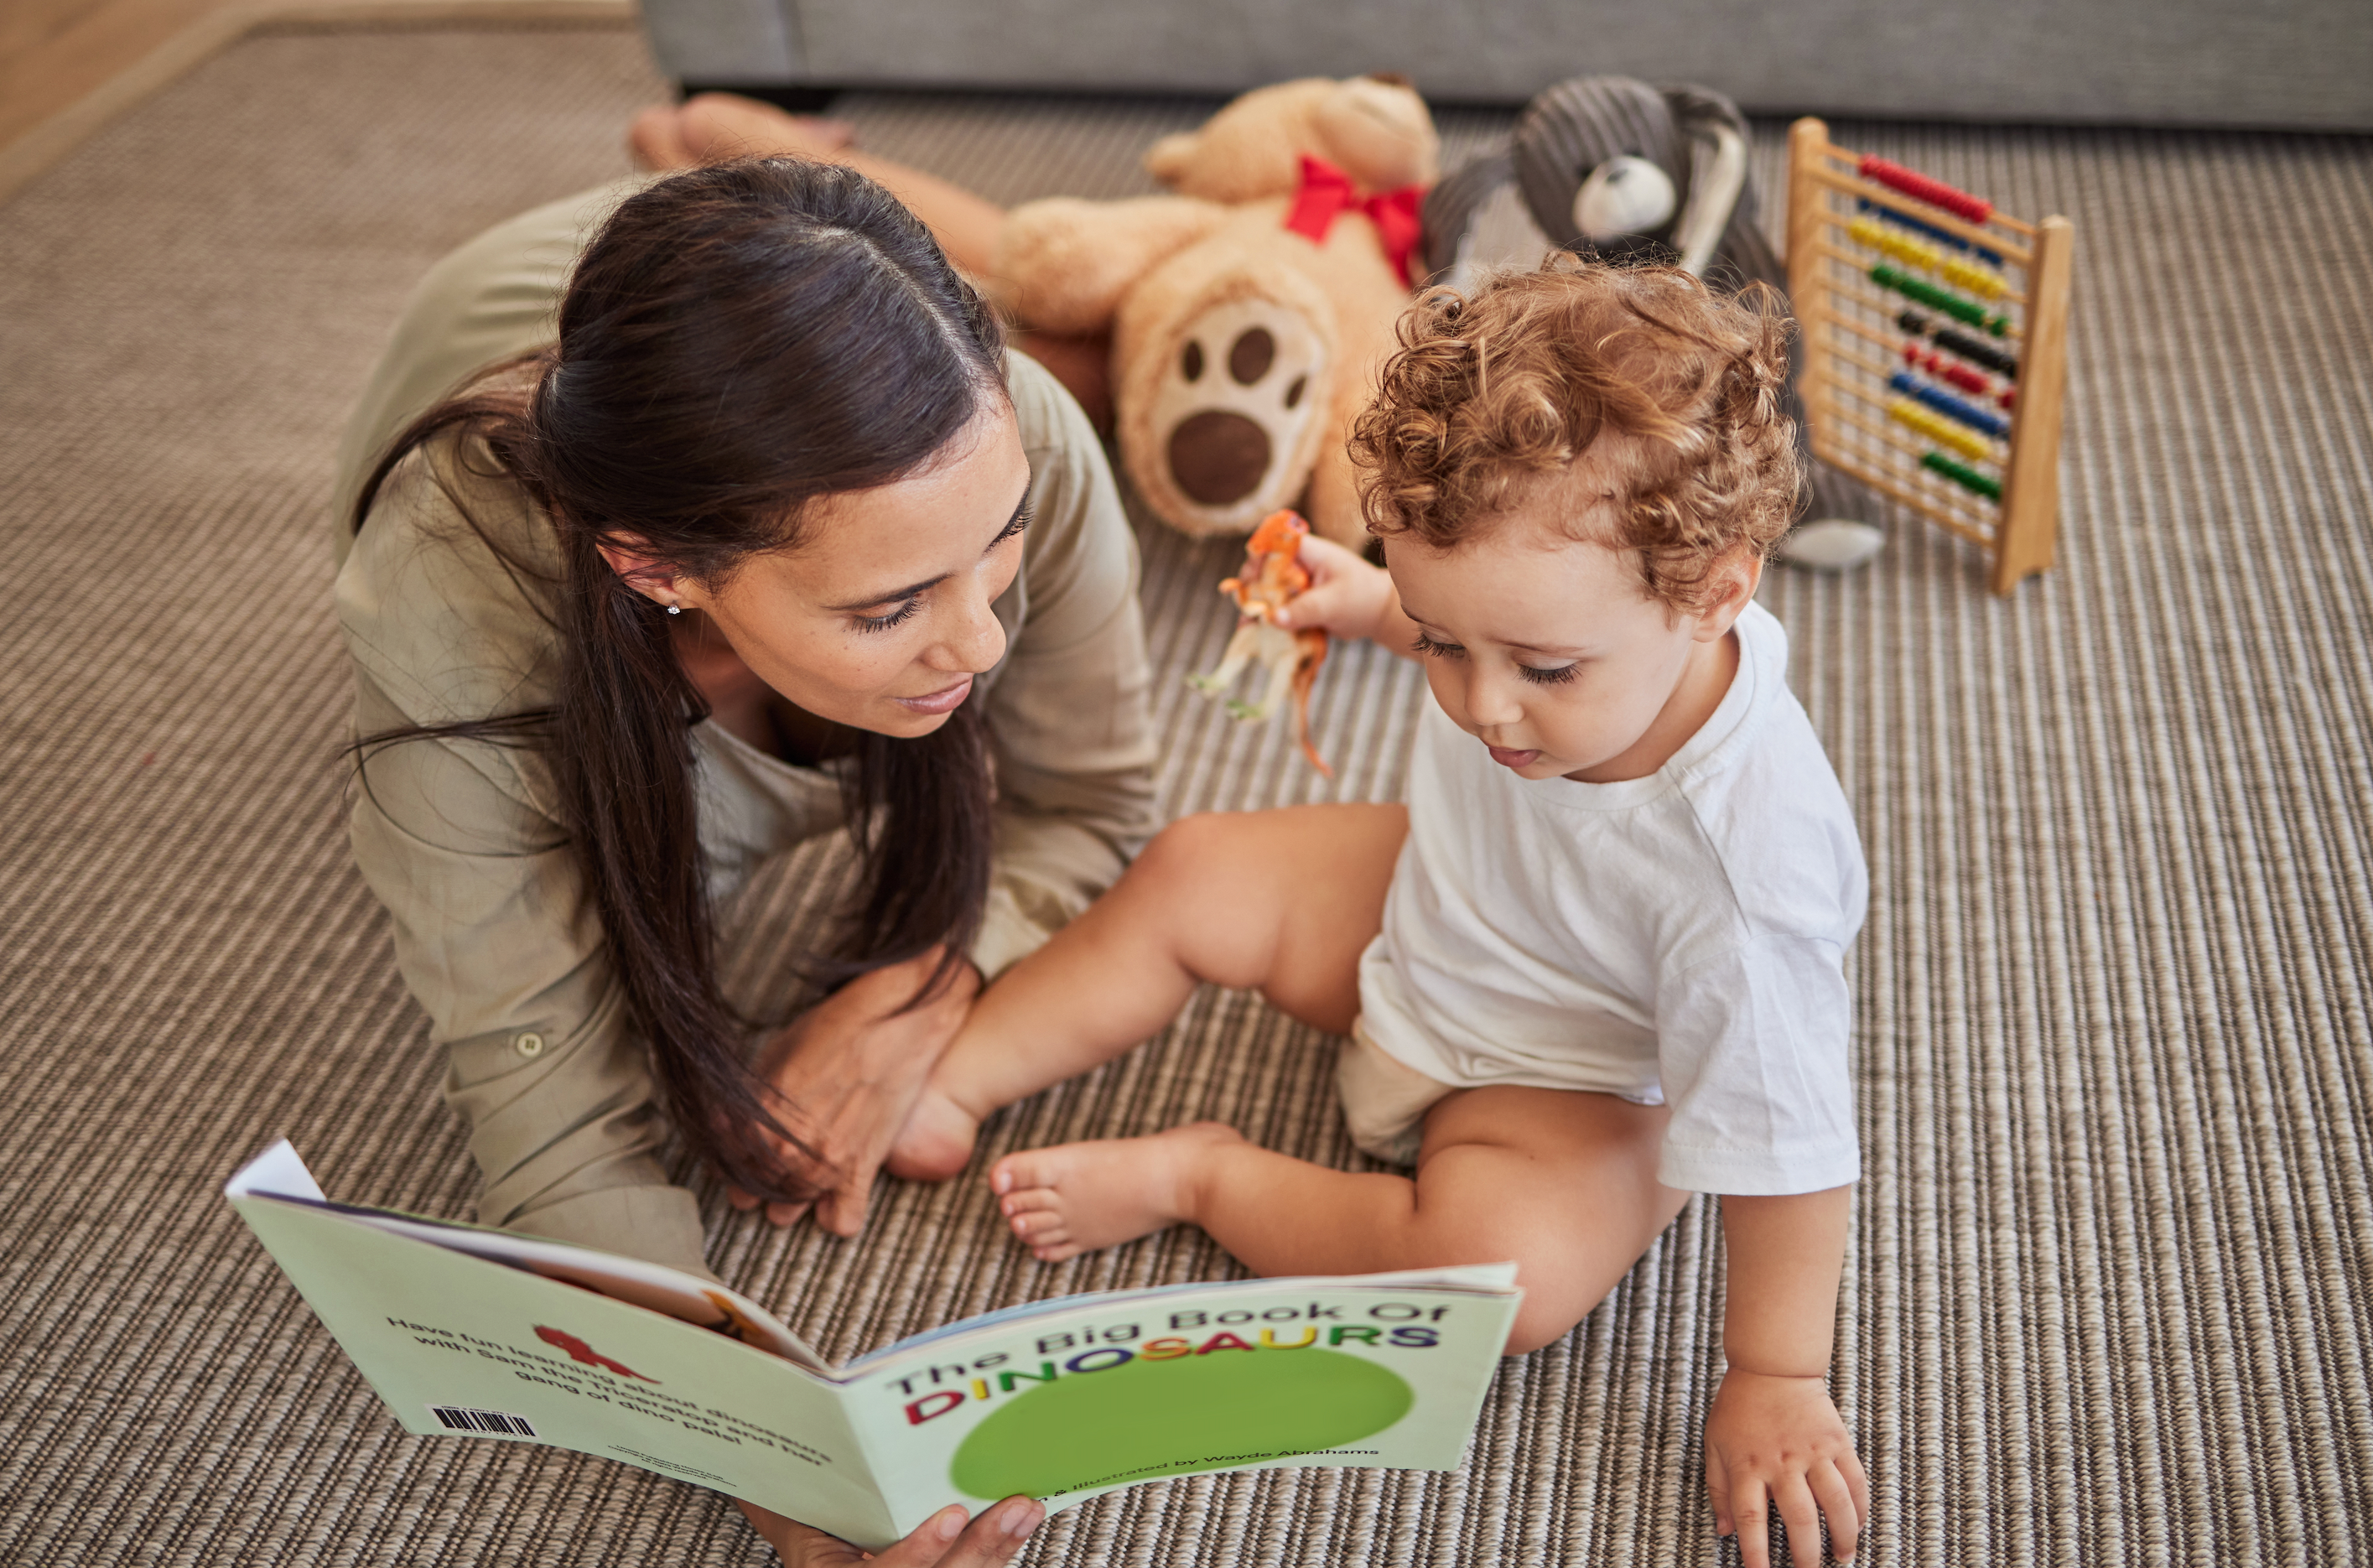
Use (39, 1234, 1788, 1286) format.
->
(1337, 1021, 1459, 1167)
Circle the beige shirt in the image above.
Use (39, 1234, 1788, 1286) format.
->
(330, 183, 1158, 1275)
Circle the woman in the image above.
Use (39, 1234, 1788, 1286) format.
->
(330, 159, 1156, 1559)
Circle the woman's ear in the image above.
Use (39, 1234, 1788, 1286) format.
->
(595, 537, 693, 610)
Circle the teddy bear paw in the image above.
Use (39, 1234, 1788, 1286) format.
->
(1142, 296, 1331, 535)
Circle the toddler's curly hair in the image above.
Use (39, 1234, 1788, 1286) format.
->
(1348, 257, 1801, 611)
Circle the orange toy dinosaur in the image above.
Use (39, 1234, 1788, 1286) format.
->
(1185, 509, 1332, 776)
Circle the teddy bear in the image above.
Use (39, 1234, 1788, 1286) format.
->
(993, 75, 1439, 547)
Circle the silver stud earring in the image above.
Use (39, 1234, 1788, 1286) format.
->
(666, 603, 683, 615)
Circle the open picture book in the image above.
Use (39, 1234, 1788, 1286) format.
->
(226, 1141, 1524, 1548)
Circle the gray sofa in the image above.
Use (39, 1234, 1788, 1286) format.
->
(641, 0, 2373, 131)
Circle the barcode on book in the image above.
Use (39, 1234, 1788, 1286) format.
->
(429, 1404, 537, 1437)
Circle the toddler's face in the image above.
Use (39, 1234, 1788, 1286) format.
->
(1386, 517, 1749, 784)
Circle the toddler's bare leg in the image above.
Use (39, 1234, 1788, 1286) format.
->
(994, 1086, 1689, 1353)
(886, 804, 1405, 1178)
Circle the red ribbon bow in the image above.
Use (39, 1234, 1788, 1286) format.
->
(1284, 153, 1425, 285)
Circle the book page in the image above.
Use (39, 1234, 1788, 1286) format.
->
(230, 1192, 903, 1547)
(839, 1271, 1521, 1535)
(226, 1140, 825, 1368)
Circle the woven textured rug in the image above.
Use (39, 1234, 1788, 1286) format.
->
(3, 21, 2370, 1566)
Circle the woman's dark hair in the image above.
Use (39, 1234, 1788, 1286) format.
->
(350, 159, 1007, 1204)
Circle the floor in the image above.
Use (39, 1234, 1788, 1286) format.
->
(0, 0, 223, 156)
(0, 0, 631, 184)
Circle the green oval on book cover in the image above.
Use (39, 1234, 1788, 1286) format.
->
(950, 1347, 1413, 1499)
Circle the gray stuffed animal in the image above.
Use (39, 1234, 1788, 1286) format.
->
(1421, 75, 1882, 569)
(1421, 75, 1780, 288)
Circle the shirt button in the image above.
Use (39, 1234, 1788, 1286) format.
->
(513, 1031, 547, 1058)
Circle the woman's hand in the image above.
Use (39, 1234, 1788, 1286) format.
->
(1703, 1370, 1867, 1566)
(728, 947, 981, 1236)
(1271, 536, 1417, 655)
(735, 1497, 1042, 1566)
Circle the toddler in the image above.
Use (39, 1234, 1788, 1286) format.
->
(893, 260, 1867, 1567)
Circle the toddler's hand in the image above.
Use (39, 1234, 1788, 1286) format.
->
(1273, 535, 1400, 645)
(1703, 1369, 1867, 1567)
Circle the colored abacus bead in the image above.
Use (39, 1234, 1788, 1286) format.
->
(1939, 255, 2010, 300)
(1858, 155, 1993, 226)
(1935, 361, 1991, 397)
(1870, 264, 2011, 335)
(1894, 308, 2023, 379)
(1931, 325, 2021, 379)
(1849, 215, 1942, 272)
(1889, 398, 1995, 461)
(1889, 371, 2011, 439)
(1859, 199, 2007, 266)
(1852, 215, 2010, 300)
(1921, 451, 2004, 501)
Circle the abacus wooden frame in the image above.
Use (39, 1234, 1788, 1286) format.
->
(1786, 116, 2074, 595)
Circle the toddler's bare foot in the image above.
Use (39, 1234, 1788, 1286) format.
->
(627, 103, 694, 170)
(989, 1123, 1245, 1263)
(884, 1082, 982, 1183)
(628, 95, 858, 172)
(683, 94, 857, 162)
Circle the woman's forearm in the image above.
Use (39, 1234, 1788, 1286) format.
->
(1717, 1186, 1851, 1376)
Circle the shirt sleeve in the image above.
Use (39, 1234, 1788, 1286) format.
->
(971, 354, 1161, 979)
(1651, 932, 1861, 1196)
(329, 179, 647, 566)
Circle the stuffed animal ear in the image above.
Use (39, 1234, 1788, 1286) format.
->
(1667, 127, 1743, 275)
(1144, 132, 1201, 188)
(1145, 79, 1337, 203)
(1663, 86, 1750, 150)
(1663, 86, 1787, 291)
(1418, 149, 1513, 281)
(1311, 75, 1440, 191)
(995, 196, 1231, 336)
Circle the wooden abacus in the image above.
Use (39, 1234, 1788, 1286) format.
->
(1786, 117, 2074, 594)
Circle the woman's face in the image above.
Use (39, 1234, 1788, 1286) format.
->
(663, 400, 1033, 739)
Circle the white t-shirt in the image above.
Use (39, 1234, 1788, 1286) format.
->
(1355, 601, 1866, 1196)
